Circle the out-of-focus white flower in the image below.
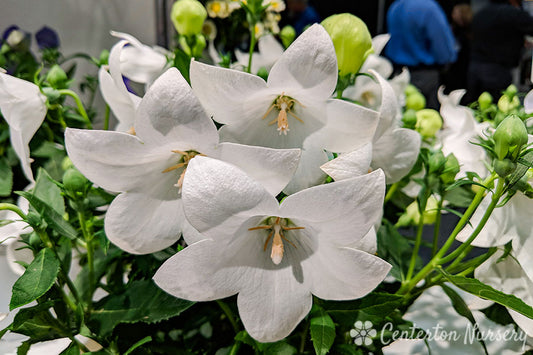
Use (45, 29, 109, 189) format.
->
(234, 34, 284, 74)
(0, 73, 47, 182)
(66, 68, 300, 254)
(206, 0, 231, 18)
(263, 0, 285, 12)
(109, 31, 170, 85)
(154, 156, 390, 342)
(438, 87, 489, 178)
(98, 39, 142, 132)
(264, 11, 281, 34)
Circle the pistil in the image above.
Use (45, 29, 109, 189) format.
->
(262, 93, 304, 135)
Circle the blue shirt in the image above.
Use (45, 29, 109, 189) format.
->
(384, 0, 457, 66)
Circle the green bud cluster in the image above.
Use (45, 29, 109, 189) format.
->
(415, 109, 442, 139)
(280, 26, 296, 49)
(405, 85, 426, 111)
(46, 64, 69, 89)
(492, 114, 528, 177)
(62, 167, 88, 195)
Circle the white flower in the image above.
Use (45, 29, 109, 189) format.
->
(263, 0, 285, 12)
(109, 31, 170, 85)
(191, 24, 379, 191)
(66, 68, 300, 254)
(524, 88, 533, 114)
(206, 0, 231, 18)
(0, 73, 47, 182)
(438, 87, 489, 178)
(154, 156, 391, 342)
(98, 39, 142, 132)
(234, 34, 284, 74)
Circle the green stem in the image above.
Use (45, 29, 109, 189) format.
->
(78, 211, 95, 307)
(405, 208, 425, 281)
(58, 89, 92, 129)
(384, 182, 400, 203)
(299, 320, 310, 354)
(0, 203, 27, 220)
(104, 104, 110, 130)
(247, 27, 257, 74)
(431, 196, 444, 257)
(336, 89, 343, 99)
(217, 300, 240, 334)
(229, 341, 241, 355)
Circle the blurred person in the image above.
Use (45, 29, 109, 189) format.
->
(385, 0, 457, 109)
(467, 0, 533, 102)
(285, 0, 321, 34)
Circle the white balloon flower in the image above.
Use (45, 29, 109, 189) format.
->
(154, 156, 391, 342)
(66, 68, 300, 255)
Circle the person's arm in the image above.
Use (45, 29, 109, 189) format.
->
(424, 2, 458, 64)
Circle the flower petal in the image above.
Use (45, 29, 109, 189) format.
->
(320, 143, 373, 181)
(134, 68, 219, 150)
(370, 69, 400, 139)
(281, 170, 386, 246)
(105, 191, 182, 254)
(282, 143, 328, 194)
(268, 24, 337, 101)
(213, 142, 300, 196)
(65, 128, 173, 193)
(525, 89, 533, 114)
(372, 34, 391, 55)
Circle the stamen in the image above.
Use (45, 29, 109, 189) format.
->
(161, 150, 205, 190)
(261, 93, 304, 135)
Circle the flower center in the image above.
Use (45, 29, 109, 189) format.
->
(248, 217, 304, 265)
(162, 150, 204, 191)
(262, 93, 304, 136)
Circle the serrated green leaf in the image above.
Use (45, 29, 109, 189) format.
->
(17, 191, 77, 240)
(310, 305, 335, 355)
(9, 302, 65, 341)
(123, 336, 152, 355)
(59, 342, 79, 355)
(440, 270, 533, 319)
(89, 280, 194, 336)
(0, 156, 13, 196)
(10, 249, 60, 310)
(322, 292, 403, 319)
(33, 168, 64, 215)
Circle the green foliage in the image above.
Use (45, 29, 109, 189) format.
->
(309, 305, 336, 355)
(0, 156, 13, 196)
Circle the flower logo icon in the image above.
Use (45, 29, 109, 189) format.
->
(350, 320, 376, 346)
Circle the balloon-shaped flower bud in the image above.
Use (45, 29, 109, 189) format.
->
(63, 167, 88, 194)
(406, 90, 426, 111)
(402, 109, 417, 129)
(171, 0, 207, 36)
(478, 92, 492, 110)
(396, 196, 439, 227)
(415, 109, 442, 138)
(441, 154, 460, 185)
(497, 94, 520, 113)
(321, 13, 373, 76)
(46, 64, 68, 89)
(493, 114, 528, 161)
(405, 84, 420, 97)
(493, 158, 517, 178)
(428, 150, 446, 174)
(280, 25, 296, 48)
(179, 34, 206, 57)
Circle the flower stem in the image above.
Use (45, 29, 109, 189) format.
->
(247, 27, 257, 74)
(216, 300, 240, 334)
(384, 182, 399, 203)
(431, 196, 444, 257)
(58, 89, 92, 129)
(104, 104, 110, 130)
(229, 341, 241, 355)
(0, 203, 27, 220)
(78, 210, 95, 308)
(405, 207, 425, 281)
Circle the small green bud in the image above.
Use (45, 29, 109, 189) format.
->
(504, 84, 518, 97)
(405, 84, 420, 97)
(29, 232, 41, 248)
(497, 94, 520, 113)
(396, 196, 439, 227)
(405, 91, 426, 111)
(171, 0, 207, 36)
(493, 114, 528, 160)
(61, 157, 74, 171)
(402, 109, 418, 129)
(179, 34, 206, 57)
(321, 13, 373, 76)
(441, 154, 460, 184)
(46, 65, 68, 89)
(478, 92, 493, 110)
(280, 25, 296, 48)
(493, 158, 517, 177)
(256, 67, 269, 81)
(41, 87, 61, 103)
(428, 150, 446, 174)
(62, 168, 88, 193)
(26, 212, 42, 228)
(415, 109, 442, 138)
(99, 49, 110, 66)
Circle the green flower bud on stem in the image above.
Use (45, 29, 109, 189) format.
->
(402, 109, 418, 129)
(478, 92, 493, 110)
(280, 25, 296, 49)
(406, 91, 426, 111)
(63, 168, 88, 194)
(99, 49, 110, 66)
(428, 150, 446, 174)
(497, 94, 520, 113)
(493, 114, 528, 161)
(321, 13, 373, 76)
(179, 34, 206, 57)
(415, 109, 442, 138)
(396, 196, 439, 227)
(493, 158, 516, 178)
(46, 64, 68, 89)
(441, 154, 460, 185)
(171, 0, 207, 36)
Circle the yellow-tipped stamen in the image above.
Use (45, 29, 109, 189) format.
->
(261, 93, 305, 135)
(162, 150, 206, 190)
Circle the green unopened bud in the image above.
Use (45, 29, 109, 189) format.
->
(179, 34, 206, 57)
(256, 67, 268, 81)
(497, 94, 520, 113)
(402, 109, 418, 129)
(478, 92, 493, 110)
(99, 49, 110, 66)
(504, 84, 518, 97)
(396, 196, 439, 227)
(493, 158, 517, 178)
(493, 114, 528, 160)
(29, 232, 41, 247)
(26, 212, 42, 229)
(171, 0, 207, 36)
(63, 168, 88, 193)
(280, 25, 296, 49)
(46, 65, 68, 89)
(61, 157, 74, 171)
(405, 84, 420, 97)
(321, 13, 373, 76)
(415, 109, 442, 138)
(405, 91, 426, 111)
(428, 150, 446, 174)
(441, 154, 460, 184)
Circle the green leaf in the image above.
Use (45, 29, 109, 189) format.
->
(173, 49, 191, 84)
(439, 270, 533, 319)
(377, 221, 418, 281)
(89, 280, 194, 336)
(123, 336, 152, 355)
(0, 156, 13, 196)
(10, 249, 60, 310)
(310, 305, 335, 355)
(508, 150, 533, 189)
(33, 168, 64, 215)
(9, 302, 65, 341)
(17, 341, 30, 355)
(59, 342, 80, 355)
(261, 342, 297, 355)
(440, 284, 488, 355)
(17, 191, 77, 240)
(322, 292, 404, 317)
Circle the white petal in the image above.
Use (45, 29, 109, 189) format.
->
(190, 60, 269, 126)
(360, 55, 393, 80)
(372, 34, 391, 55)
(370, 69, 400, 139)
(304, 245, 390, 300)
(105, 191, 182, 254)
(508, 193, 533, 281)
(135, 68, 219, 150)
(65, 128, 174, 193)
(371, 128, 421, 183)
(182, 156, 279, 238)
(282, 143, 328, 194)
(235, 34, 284, 74)
(311, 99, 379, 153)
(525, 89, 533, 114)
(98, 67, 137, 131)
(27, 338, 71, 355)
(320, 143, 373, 181)
(267, 24, 337, 101)
(281, 170, 386, 246)
(213, 142, 300, 196)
